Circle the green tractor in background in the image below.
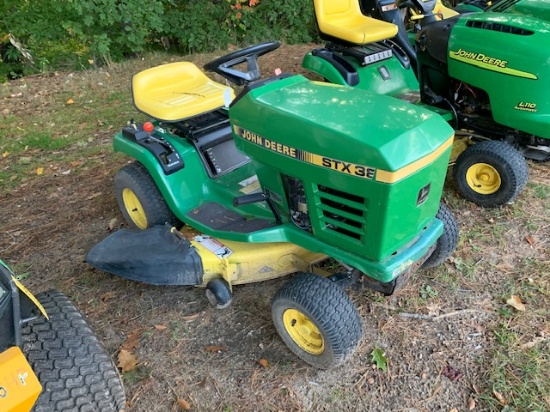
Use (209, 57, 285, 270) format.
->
(0, 260, 125, 412)
(87, 41, 459, 368)
(304, 0, 550, 207)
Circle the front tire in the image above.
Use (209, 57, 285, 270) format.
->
(422, 203, 459, 269)
(21, 290, 126, 412)
(115, 162, 181, 229)
(453, 141, 528, 207)
(272, 273, 362, 369)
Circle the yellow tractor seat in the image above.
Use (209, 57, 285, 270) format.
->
(132, 62, 234, 122)
(314, 0, 398, 45)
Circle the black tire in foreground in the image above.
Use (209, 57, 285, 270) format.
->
(21, 290, 126, 412)
(453, 140, 528, 207)
(272, 273, 362, 369)
(115, 162, 181, 230)
(422, 203, 459, 269)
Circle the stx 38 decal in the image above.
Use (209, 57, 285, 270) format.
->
(449, 49, 538, 80)
(233, 126, 454, 184)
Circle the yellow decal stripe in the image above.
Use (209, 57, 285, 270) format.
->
(376, 135, 454, 183)
(12, 276, 49, 320)
(449, 52, 538, 80)
(234, 126, 453, 183)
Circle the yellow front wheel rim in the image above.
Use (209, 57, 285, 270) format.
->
(466, 163, 501, 195)
(122, 188, 148, 229)
(282, 309, 324, 355)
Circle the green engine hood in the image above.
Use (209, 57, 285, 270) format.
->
(230, 75, 453, 174)
(489, 0, 550, 23)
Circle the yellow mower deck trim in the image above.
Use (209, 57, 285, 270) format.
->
(132, 62, 235, 121)
(190, 238, 326, 287)
(0, 346, 42, 412)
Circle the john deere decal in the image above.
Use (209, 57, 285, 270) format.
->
(449, 49, 538, 80)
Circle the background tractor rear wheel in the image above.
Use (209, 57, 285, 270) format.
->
(115, 162, 181, 229)
(22, 290, 126, 412)
(453, 141, 528, 207)
(272, 273, 362, 369)
(422, 203, 459, 269)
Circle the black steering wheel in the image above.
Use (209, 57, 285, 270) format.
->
(204, 41, 281, 86)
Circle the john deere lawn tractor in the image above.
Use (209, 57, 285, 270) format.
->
(0, 259, 125, 411)
(304, 0, 550, 207)
(87, 41, 459, 368)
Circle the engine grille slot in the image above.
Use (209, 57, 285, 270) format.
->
(466, 20, 534, 35)
(315, 185, 367, 240)
(487, 0, 520, 12)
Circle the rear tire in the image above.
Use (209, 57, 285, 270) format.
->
(272, 273, 362, 369)
(422, 203, 459, 269)
(115, 162, 181, 229)
(21, 290, 126, 412)
(453, 141, 528, 207)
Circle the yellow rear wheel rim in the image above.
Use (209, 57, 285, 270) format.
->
(466, 163, 501, 195)
(122, 188, 148, 229)
(282, 308, 324, 355)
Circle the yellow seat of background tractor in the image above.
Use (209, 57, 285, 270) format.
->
(314, 0, 398, 44)
(132, 62, 234, 122)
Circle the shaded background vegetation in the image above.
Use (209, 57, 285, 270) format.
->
(0, 0, 316, 81)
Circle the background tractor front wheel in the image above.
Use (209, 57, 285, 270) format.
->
(22, 290, 126, 412)
(422, 203, 459, 269)
(453, 141, 528, 207)
(115, 162, 181, 229)
(272, 273, 362, 369)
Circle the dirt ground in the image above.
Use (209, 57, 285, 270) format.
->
(1, 45, 548, 412)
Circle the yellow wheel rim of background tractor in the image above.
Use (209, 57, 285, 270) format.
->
(466, 163, 501, 195)
(283, 308, 324, 355)
(122, 188, 148, 229)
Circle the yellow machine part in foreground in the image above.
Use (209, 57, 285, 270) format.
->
(0, 346, 42, 412)
(191, 237, 327, 288)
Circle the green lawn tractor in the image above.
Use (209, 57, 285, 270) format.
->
(304, 0, 550, 207)
(87, 41, 459, 368)
(0, 259, 125, 412)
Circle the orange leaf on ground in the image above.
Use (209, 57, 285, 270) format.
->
(117, 349, 138, 372)
(36, 167, 44, 175)
(205, 345, 227, 352)
(506, 295, 526, 312)
(258, 358, 269, 368)
(525, 235, 535, 245)
(177, 398, 191, 410)
(154, 324, 168, 331)
(66, 98, 74, 104)
(121, 329, 142, 350)
(493, 390, 507, 406)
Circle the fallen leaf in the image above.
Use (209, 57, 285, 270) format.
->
(2, 151, 9, 158)
(182, 313, 200, 322)
(519, 336, 546, 349)
(205, 345, 226, 352)
(99, 291, 116, 301)
(524, 235, 535, 245)
(506, 295, 526, 312)
(86, 192, 102, 200)
(493, 390, 507, 406)
(177, 397, 191, 410)
(66, 98, 75, 104)
(36, 167, 44, 175)
(442, 365, 463, 382)
(117, 349, 138, 372)
(108, 217, 118, 231)
(449, 408, 458, 412)
(154, 324, 168, 331)
(468, 398, 476, 410)
(370, 347, 388, 372)
(258, 358, 269, 368)
(121, 329, 141, 351)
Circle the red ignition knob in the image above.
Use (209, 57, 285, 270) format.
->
(143, 122, 154, 133)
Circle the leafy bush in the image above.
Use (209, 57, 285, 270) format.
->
(0, 0, 318, 79)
